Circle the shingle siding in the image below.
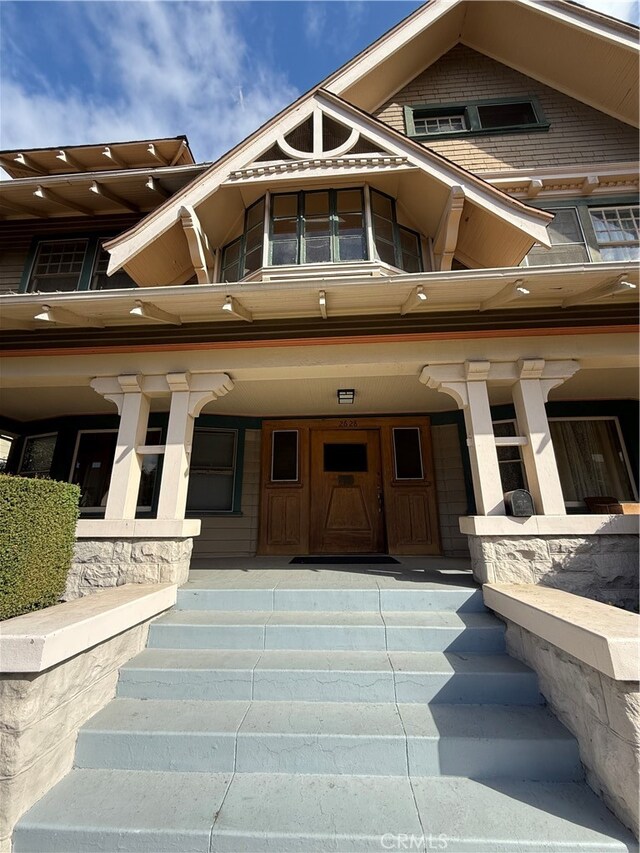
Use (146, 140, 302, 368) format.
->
(375, 44, 638, 172)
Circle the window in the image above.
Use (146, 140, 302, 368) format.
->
(271, 430, 298, 482)
(392, 428, 424, 480)
(71, 429, 161, 512)
(589, 206, 639, 262)
(549, 418, 637, 507)
(493, 421, 527, 493)
(0, 435, 14, 473)
(270, 189, 367, 267)
(524, 208, 590, 266)
(406, 97, 548, 140)
(18, 434, 57, 478)
(221, 197, 266, 281)
(186, 428, 238, 512)
(370, 189, 422, 272)
(324, 443, 368, 472)
(28, 240, 88, 292)
(91, 249, 137, 290)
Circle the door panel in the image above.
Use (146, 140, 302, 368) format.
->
(310, 429, 384, 554)
(258, 425, 309, 555)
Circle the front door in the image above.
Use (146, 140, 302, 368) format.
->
(309, 429, 384, 554)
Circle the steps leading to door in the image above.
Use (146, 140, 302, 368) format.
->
(13, 570, 637, 853)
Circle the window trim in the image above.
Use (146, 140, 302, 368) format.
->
(270, 429, 300, 483)
(69, 428, 162, 513)
(588, 205, 640, 260)
(18, 432, 58, 478)
(370, 188, 423, 272)
(185, 427, 241, 515)
(404, 95, 549, 141)
(391, 426, 425, 481)
(548, 415, 638, 507)
(522, 205, 590, 267)
(492, 419, 528, 493)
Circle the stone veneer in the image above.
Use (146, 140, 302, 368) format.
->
(0, 623, 149, 851)
(503, 619, 639, 837)
(469, 534, 639, 611)
(66, 537, 193, 600)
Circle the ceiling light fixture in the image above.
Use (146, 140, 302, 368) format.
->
(337, 389, 355, 405)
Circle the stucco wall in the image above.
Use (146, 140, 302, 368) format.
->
(375, 44, 638, 172)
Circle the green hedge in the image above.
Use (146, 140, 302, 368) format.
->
(0, 474, 80, 620)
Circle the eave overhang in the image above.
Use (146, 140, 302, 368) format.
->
(323, 0, 639, 127)
(1, 262, 636, 332)
(103, 89, 552, 285)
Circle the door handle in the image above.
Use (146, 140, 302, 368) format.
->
(377, 490, 384, 513)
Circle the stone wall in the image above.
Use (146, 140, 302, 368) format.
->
(469, 534, 639, 611)
(0, 623, 149, 851)
(66, 537, 193, 600)
(503, 619, 639, 836)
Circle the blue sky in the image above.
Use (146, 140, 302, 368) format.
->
(1, 1, 638, 164)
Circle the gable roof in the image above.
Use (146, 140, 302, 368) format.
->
(323, 0, 639, 127)
(105, 88, 552, 283)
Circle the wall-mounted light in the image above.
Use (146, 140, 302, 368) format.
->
(337, 389, 355, 405)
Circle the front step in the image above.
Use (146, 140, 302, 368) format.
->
(147, 609, 506, 652)
(14, 770, 635, 853)
(118, 648, 542, 704)
(75, 698, 582, 780)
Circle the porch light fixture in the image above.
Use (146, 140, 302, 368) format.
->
(337, 389, 355, 404)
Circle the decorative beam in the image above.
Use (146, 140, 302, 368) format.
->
(0, 197, 49, 218)
(400, 285, 427, 316)
(102, 146, 127, 169)
(222, 295, 252, 323)
(433, 185, 465, 271)
(169, 139, 188, 166)
(145, 176, 169, 198)
(581, 175, 599, 195)
(319, 289, 327, 320)
(34, 304, 104, 328)
(90, 181, 140, 213)
(13, 153, 46, 175)
(179, 204, 215, 284)
(34, 185, 93, 216)
(562, 274, 637, 308)
(526, 179, 544, 199)
(56, 150, 84, 172)
(130, 299, 181, 325)
(146, 143, 169, 166)
(480, 278, 530, 312)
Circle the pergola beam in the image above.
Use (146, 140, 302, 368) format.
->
(480, 278, 530, 311)
(147, 143, 169, 166)
(222, 295, 252, 323)
(562, 274, 637, 307)
(13, 153, 47, 175)
(433, 185, 465, 271)
(102, 146, 127, 169)
(179, 204, 215, 284)
(145, 176, 169, 198)
(56, 150, 84, 172)
(130, 299, 181, 325)
(90, 180, 140, 213)
(34, 185, 93, 216)
(0, 197, 49, 218)
(34, 304, 104, 328)
(169, 140, 188, 166)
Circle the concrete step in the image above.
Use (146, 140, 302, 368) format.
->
(176, 585, 485, 613)
(75, 699, 582, 780)
(147, 610, 505, 652)
(14, 770, 636, 852)
(118, 648, 542, 704)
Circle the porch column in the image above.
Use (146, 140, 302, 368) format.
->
(156, 372, 234, 520)
(512, 359, 579, 515)
(420, 361, 505, 515)
(92, 375, 150, 520)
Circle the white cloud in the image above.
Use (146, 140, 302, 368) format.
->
(0, 1, 297, 162)
(581, 0, 639, 24)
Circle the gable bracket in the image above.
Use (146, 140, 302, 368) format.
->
(433, 185, 465, 271)
(179, 205, 215, 284)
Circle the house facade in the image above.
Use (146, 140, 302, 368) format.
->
(0, 0, 638, 601)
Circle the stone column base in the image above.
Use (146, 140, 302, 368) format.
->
(66, 537, 193, 600)
(468, 533, 639, 611)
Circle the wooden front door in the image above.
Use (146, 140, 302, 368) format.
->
(309, 429, 384, 554)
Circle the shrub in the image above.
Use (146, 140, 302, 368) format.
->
(0, 474, 80, 620)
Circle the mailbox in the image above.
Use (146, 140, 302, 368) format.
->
(504, 489, 534, 517)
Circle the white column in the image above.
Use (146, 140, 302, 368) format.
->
(104, 376, 150, 520)
(420, 361, 505, 516)
(512, 359, 574, 516)
(156, 375, 194, 521)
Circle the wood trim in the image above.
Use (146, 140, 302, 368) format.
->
(2, 324, 636, 358)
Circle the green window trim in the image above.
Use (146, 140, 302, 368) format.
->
(221, 197, 266, 282)
(404, 95, 549, 141)
(370, 188, 423, 272)
(185, 426, 246, 516)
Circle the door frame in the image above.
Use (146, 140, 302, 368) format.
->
(258, 416, 442, 556)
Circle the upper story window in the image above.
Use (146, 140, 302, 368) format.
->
(24, 238, 136, 293)
(405, 96, 548, 141)
(524, 204, 639, 267)
(220, 187, 423, 281)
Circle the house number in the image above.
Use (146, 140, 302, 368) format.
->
(338, 420, 358, 428)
